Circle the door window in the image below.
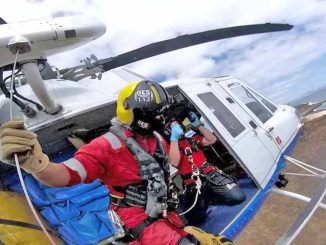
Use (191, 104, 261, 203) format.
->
(229, 86, 273, 123)
(249, 89, 277, 113)
(198, 92, 245, 137)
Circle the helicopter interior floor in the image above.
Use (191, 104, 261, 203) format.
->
(200, 177, 258, 234)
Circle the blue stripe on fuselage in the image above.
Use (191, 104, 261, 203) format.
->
(222, 130, 301, 239)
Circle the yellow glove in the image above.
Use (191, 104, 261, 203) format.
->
(184, 226, 233, 245)
(0, 120, 49, 173)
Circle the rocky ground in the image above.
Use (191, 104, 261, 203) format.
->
(235, 112, 326, 245)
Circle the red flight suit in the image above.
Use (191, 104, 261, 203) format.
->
(176, 135, 214, 185)
(62, 129, 187, 245)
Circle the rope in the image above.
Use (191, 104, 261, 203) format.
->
(9, 50, 57, 245)
(179, 185, 200, 216)
(179, 165, 202, 216)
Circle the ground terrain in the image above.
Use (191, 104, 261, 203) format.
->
(236, 113, 326, 245)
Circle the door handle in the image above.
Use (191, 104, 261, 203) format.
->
(267, 127, 274, 132)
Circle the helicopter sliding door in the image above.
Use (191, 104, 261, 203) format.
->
(179, 80, 277, 188)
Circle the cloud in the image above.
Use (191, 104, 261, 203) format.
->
(1, 0, 326, 103)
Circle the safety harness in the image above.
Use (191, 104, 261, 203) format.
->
(178, 139, 238, 215)
(179, 138, 205, 185)
(179, 139, 235, 187)
(105, 123, 172, 240)
(179, 147, 202, 215)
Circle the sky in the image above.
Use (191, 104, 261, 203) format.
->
(1, 0, 326, 104)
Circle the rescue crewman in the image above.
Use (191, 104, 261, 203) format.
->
(0, 80, 233, 245)
(168, 111, 246, 223)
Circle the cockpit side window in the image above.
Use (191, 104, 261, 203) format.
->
(198, 92, 245, 138)
(249, 89, 278, 113)
(230, 86, 273, 123)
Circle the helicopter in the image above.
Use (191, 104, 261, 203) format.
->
(0, 15, 325, 245)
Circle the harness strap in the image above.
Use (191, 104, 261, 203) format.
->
(181, 161, 210, 180)
(184, 147, 195, 167)
(199, 161, 210, 173)
(109, 194, 157, 242)
(183, 147, 201, 176)
(110, 194, 129, 208)
(128, 217, 157, 240)
(102, 132, 122, 150)
(109, 124, 166, 180)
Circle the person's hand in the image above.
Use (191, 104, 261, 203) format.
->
(170, 122, 184, 141)
(0, 120, 49, 173)
(188, 111, 201, 129)
(184, 226, 233, 245)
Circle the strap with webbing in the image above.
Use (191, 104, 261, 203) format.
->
(128, 217, 157, 240)
(109, 124, 167, 180)
(109, 122, 169, 218)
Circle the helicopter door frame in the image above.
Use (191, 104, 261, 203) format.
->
(179, 81, 277, 188)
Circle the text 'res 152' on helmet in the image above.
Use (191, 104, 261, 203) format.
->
(116, 80, 169, 135)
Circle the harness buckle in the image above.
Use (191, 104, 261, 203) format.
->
(184, 147, 192, 156)
(191, 168, 200, 180)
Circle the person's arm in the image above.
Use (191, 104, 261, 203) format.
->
(33, 162, 71, 187)
(0, 120, 72, 187)
(197, 125, 217, 146)
(168, 141, 181, 168)
(167, 122, 184, 168)
(188, 111, 217, 146)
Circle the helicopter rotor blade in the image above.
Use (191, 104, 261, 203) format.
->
(0, 17, 7, 25)
(100, 23, 293, 72)
(58, 23, 293, 81)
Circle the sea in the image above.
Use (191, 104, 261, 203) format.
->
(291, 86, 326, 111)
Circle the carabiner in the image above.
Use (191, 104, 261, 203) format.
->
(184, 147, 192, 156)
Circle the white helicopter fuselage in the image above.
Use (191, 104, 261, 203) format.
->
(0, 15, 308, 244)
(0, 72, 302, 241)
(0, 73, 302, 188)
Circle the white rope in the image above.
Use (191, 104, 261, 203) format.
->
(9, 51, 57, 245)
(179, 171, 202, 216)
(179, 187, 200, 216)
(13, 156, 56, 245)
